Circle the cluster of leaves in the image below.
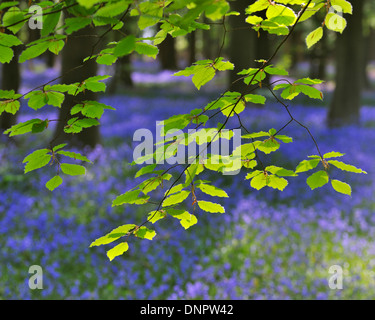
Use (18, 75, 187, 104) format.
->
(0, 0, 364, 260)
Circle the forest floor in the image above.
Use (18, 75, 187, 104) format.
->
(1, 59, 375, 299)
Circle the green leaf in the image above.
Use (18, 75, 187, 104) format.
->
(0, 45, 14, 63)
(45, 175, 63, 191)
(242, 131, 269, 139)
(331, 0, 353, 14)
(325, 13, 347, 33)
(4, 119, 41, 136)
(266, 175, 288, 191)
(266, 4, 296, 26)
(246, 0, 270, 14)
(331, 179, 351, 196)
(135, 42, 159, 59)
(264, 65, 288, 76)
(328, 160, 367, 174)
(205, 0, 229, 21)
(31, 120, 48, 133)
(0, 99, 20, 115)
(192, 65, 215, 90)
(266, 166, 297, 177)
(244, 94, 266, 104)
(147, 210, 167, 224)
(196, 183, 228, 198)
(70, 100, 114, 119)
(213, 57, 234, 71)
(258, 138, 280, 154)
(96, 0, 130, 17)
(297, 85, 323, 100)
(107, 242, 129, 261)
(323, 151, 345, 159)
(48, 40, 65, 55)
(134, 226, 156, 240)
(25, 90, 64, 110)
(52, 144, 67, 152)
(60, 163, 86, 176)
(306, 27, 323, 49)
(56, 151, 90, 163)
(197, 200, 225, 213)
(83, 75, 110, 93)
(306, 170, 329, 190)
(23, 149, 51, 173)
(163, 190, 190, 207)
(295, 159, 320, 173)
(275, 134, 293, 143)
(185, 163, 201, 186)
(0, 2, 19, 12)
(64, 118, 100, 134)
(137, 1, 163, 30)
(64, 17, 91, 34)
(96, 53, 117, 65)
(249, 171, 267, 190)
(174, 61, 218, 90)
(168, 209, 197, 229)
(294, 78, 324, 85)
(0, 32, 22, 47)
(19, 42, 50, 63)
(90, 224, 136, 247)
(135, 164, 158, 178)
(41, 4, 62, 37)
(3, 7, 25, 34)
(140, 173, 172, 195)
(113, 35, 136, 57)
(245, 15, 263, 25)
(221, 99, 245, 117)
(112, 190, 149, 206)
(299, 3, 325, 22)
(77, 0, 97, 9)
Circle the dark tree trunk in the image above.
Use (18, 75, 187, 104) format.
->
(0, 31, 21, 131)
(188, 31, 196, 66)
(108, 55, 133, 93)
(53, 25, 100, 148)
(202, 17, 216, 60)
(362, 28, 372, 89)
(158, 33, 178, 70)
(328, 0, 365, 127)
(108, 23, 134, 93)
(228, 0, 257, 93)
(309, 30, 327, 80)
(44, 50, 56, 69)
(255, 29, 271, 87)
(289, 28, 304, 72)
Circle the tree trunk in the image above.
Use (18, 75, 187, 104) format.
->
(255, 28, 271, 87)
(0, 31, 21, 131)
(188, 31, 196, 66)
(108, 55, 133, 94)
(53, 25, 100, 148)
(158, 33, 178, 70)
(108, 22, 134, 93)
(309, 29, 327, 80)
(328, 0, 365, 127)
(202, 17, 216, 60)
(228, 0, 257, 93)
(362, 28, 372, 89)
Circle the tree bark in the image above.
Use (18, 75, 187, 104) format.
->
(328, 0, 365, 127)
(158, 33, 178, 70)
(228, 0, 257, 93)
(187, 31, 196, 66)
(53, 25, 100, 148)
